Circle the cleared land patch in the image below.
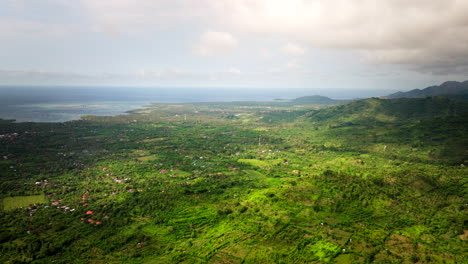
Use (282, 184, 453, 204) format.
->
(2, 194, 46, 211)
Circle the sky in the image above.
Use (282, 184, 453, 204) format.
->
(0, 0, 467, 91)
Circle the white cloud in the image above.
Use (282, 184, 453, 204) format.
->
(0, 19, 78, 37)
(286, 60, 302, 69)
(194, 31, 238, 56)
(282, 43, 306, 56)
(225, 67, 241, 74)
(209, 68, 242, 81)
(0, 67, 316, 85)
(259, 49, 273, 60)
(81, 0, 213, 33)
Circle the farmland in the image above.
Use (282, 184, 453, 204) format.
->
(0, 97, 467, 263)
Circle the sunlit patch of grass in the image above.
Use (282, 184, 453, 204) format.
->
(137, 155, 159, 162)
(307, 240, 340, 262)
(169, 170, 191, 178)
(401, 225, 429, 239)
(141, 137, 166, 143)
(2, 194, 47, 211)
(237, 159, 282, 168)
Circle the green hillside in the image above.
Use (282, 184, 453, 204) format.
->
(307, 97, 468, 124)
(305, 97, 468, 164)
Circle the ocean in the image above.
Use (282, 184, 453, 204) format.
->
(0, 86, 394, 122)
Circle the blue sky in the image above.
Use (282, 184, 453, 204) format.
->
(1, 0, 467, 91)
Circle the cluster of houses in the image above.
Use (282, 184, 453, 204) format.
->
(102, 167, 144, 195)
(35, 179, 49, 186)
(0, 131, 36, 141)
(0, 132, 19, 141)
(112, 178, 129, 184)
(81, 211, 102, 225)
(49, 199, 76, 212)
(25, 205, 41, 216)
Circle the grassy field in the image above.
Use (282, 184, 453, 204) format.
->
(1, 195, 47, 211)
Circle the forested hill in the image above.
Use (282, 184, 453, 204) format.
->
(387, 80, 468, 99)
(306, 97, 468, 124)
(302, 96, 468, 164)
(291, 95, 346, 104)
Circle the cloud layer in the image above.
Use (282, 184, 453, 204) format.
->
(282, 43, 306, 56)
(194, 31, 238, 56)
(217, 0, 468, 74)
(81, 0, 212, 32)
(77, 0, 468, 75)
(1, 0, 467, 88)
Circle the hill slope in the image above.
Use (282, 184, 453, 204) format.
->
(388, 80, 468, 99)
(292, 95, 346, 105)
(305, 96, 468, 164)
(307, 97, 468, 124)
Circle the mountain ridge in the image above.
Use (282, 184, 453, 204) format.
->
(387, 80, 468, 99)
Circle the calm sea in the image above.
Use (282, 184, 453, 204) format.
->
(0, 86, 393, 122)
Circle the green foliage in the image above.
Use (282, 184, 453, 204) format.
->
(0, 98, 466, 263)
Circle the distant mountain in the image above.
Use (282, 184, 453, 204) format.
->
(307, 97, 468, 124)
(292, 95, 346, 104)
(387, 80, 468, 99)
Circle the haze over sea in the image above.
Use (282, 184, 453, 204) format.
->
(0, 86, 395, 122)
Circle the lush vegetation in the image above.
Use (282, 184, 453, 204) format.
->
(0, 96, 467, 263)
